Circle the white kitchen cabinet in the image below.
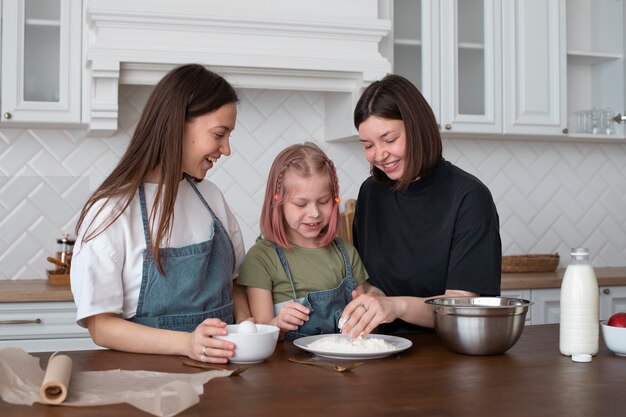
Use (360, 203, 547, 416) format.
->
(0, 0, 81, 125)
(0, 301, 102, 352)
(500, 289, 532, 324)
(389, 0, 440, 122)
(440, 0, 503, 134)
(600, 286, 626, 320)
(502, 0, 566, 135)
(566, 0, 626, 140)
(392, 0, 565, 137)
(521, 285, 626, 325)
(528, 288, 561, 325)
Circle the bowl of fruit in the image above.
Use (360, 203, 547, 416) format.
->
(600, 312, 626, 356)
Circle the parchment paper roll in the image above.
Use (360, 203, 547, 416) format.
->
(38, 353, 73, 404)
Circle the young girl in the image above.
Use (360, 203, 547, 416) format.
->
(70, 64, 249, 364)
(237, 142, 369, 340)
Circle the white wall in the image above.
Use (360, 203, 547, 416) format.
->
(1, 84, 625, 279)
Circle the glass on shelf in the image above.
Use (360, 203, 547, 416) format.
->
(575, 107, 615, 135)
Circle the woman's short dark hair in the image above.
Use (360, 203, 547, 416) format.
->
(353, 74, 442, 190)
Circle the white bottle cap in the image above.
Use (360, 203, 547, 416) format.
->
(571, 353, 592, 363)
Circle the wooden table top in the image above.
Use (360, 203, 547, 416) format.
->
(0, 324, 623, 417)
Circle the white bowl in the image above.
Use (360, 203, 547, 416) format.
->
(213, 324, 280, 364)
(600, 320, 626, 356)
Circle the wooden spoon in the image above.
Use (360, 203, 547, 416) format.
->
(288, 357, 363, 372)
(47, 257, 68, 272)
(182, 360, 250, 376)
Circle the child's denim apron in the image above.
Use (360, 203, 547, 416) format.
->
(130, 177, 235, 332)
(274, 239, 357, 340)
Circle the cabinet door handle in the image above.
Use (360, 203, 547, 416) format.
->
(3, 112, 12, 120)
(603, 288, 611, 295)
(445, 123, 452, 130)
(0, 318, 42, 325)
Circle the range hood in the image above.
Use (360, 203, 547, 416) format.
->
(84, 0, 391, 138)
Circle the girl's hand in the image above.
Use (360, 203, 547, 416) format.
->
(339, 290, 397, 339)
(275, 301, 310, 332)
(189, 318, 235, 363)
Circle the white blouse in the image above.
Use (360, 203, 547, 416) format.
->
(70, 179, 245, 327)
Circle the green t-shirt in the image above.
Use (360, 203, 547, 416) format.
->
(237, 238, 369, 305)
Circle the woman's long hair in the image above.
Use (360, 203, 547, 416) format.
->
(75, 64, 238, 273)
(354, 74, 442, 190)
(260, 142, 340, 249)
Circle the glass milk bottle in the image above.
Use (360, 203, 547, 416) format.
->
(559, 247, 599, 359)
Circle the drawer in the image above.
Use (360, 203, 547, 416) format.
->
(0, 301, 89, 340)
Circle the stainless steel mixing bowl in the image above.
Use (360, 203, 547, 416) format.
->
(425, 296, 533, 355)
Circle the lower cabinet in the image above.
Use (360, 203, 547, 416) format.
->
(500, 289, 532, 325)
(0, 301, 102, 352)
(502, 286, 626, 325)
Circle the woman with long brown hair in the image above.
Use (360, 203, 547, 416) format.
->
(71, 64, 249, 363)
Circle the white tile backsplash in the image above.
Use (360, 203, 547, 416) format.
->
(1, 85, 626, 279)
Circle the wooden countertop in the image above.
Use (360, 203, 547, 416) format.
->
(2, 266, 626, 302)
(0, 280, 73, 302)
(501, 266, 626, 290)
(0, 324, 623, 417)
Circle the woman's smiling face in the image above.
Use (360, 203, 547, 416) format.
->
(357, 116, 407, 180)
(182, 102, 237, 179)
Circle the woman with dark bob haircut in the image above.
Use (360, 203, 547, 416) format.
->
(71, 64, 250, 363)
(339, 74, 501, 336)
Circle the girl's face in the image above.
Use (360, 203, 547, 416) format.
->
(282, 171, 334, 249)
(182, 102, 237, 179)
(357, 116, 407, 181)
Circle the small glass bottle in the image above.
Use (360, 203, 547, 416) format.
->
(56, 234, 75, 269)
(559, 247, 599, 361)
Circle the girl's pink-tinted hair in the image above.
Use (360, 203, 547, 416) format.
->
(260, 142, 340, 248)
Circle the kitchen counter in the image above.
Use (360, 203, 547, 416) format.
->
(2, 267, 626, 302)
(0, 324, 623, 417)
(501, 266, 626, 290)
(0, 280, 73, 302)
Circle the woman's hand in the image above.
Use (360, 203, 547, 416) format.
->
(275, 301, 310, 332)
(339, 290, 398, 339)
(189, 318, 235, 364)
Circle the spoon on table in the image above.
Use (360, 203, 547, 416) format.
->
(288, 357, 363, 372)
(182, 360, 250, 376)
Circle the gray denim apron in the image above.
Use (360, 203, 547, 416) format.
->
(274, 239, 357, 341)
(130, 177, 235, 331)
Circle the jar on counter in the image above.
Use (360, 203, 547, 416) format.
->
(56, 234, 75, 270)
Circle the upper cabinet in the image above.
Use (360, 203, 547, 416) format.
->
(391, 0, 626, 141)
(502, 0, 565, 136)
(1, 0, 82, 126)
(566, 0, 625, 139)
(440, 0, 504, 134)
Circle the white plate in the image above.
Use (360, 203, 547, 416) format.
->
(293, 334, 412, 360)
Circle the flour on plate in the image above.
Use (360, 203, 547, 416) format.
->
(308, 335, 394, 353)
